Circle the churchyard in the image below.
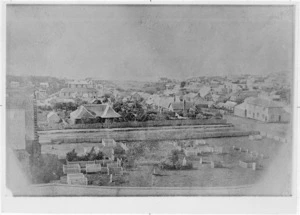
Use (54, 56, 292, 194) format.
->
(44, 134, 284, 188)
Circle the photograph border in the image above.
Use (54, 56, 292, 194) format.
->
(1, 1, 299, 214)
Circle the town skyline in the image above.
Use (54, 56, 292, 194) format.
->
(7, 5, 294, 81)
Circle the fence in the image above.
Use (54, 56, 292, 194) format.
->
(67, 173, 88, 185)
(66, 160, 96, 169)
(259, 131, 288, 143)
(86, 164, 102, 173)
(108, 167, 124, 176)
(39, 119, 227, 131)
(239, 161, 256, 170)
(63, 164, 81, 175)
(52, 130, 259, 144)
(67, 160, 115, 168)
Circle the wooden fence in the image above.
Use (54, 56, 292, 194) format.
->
(39, 119, 227, 131)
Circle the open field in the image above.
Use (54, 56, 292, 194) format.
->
(225, 115, 292, 139)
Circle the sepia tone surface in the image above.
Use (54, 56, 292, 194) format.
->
(5, 4, 294, 196)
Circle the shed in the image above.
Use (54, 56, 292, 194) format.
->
(47, 112, 61, 124)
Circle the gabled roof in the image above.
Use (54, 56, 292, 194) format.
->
(102, 139, 116, 147)
(70, 106, 94, 119)
(245, 97, 284, 108)
(159, 97, 174, 109)
(234, 102, 247, 110)
(199, 86, 211, 97)
(193, 95, 208, 104)
(47, 111, 60, 119)
(84, 104, 121, 118)
(170, 101, 194, 110)
(223, 101, 238, 108)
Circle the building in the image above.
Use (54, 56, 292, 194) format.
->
(130, 92, 151, 101)
(234, 97, 289, 122)
(70, 104, 121, 124)
(168, 101, 194, 115)
(233, 103, 247, 117)
(9, 81, 20, 88)
(36, 88, 47, 100)
(229, 91, 259, 103)
(158, 96, 175, 112)
(67, 80, 90, 88)
(40, 82, 49, 88)
(59, 87, 98, 98)
(222, 101, 237, 112)
(198, 86, 211, 98)
(47, 112, 61, 124)
(193, 95, 209, 107)
(102, 139, 117, 148)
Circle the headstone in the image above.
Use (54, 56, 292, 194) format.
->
(109, 174, 113, 183)
(199, 157, 203, 164)
(152, 174, 155, 186)
(252, 163, 256, 170)
(94, 147, 100, 153)
(182, 157, 187, 166)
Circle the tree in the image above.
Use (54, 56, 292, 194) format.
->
(180, 81, 186, 88)
(170, 149, 180, 168)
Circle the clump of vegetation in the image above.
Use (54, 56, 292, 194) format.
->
(159, 149, 193, 170)
(66, 148, 104, 161)
(114, 145, 126, 160)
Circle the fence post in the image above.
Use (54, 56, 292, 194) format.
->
(109, 174, 113, 183)
(210, 161, 215, 168)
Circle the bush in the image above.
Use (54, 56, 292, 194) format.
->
(66, 148, 104, 161)
(66, 149, 78, 161)
(159, 149, 193, 170)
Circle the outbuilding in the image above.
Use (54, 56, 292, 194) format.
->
(47, 112, 61, 124)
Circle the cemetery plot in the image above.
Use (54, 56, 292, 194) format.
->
(86, 163, 102, 173)
(63, 164, 81, 174)
(67, 173, 88, 185)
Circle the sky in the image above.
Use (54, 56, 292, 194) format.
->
(6, 5, 294, 81)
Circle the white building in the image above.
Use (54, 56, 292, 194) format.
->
(234, 97, 290, 122)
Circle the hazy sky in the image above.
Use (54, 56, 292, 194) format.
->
(7, 5, 294, 81)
